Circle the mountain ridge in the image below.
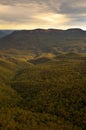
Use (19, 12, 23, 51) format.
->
(0, 28, 86, 53)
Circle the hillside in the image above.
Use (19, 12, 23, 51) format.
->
(0, 28, 86, 54)
(0, 52, 85, 130)
(0, 28, 86, 130)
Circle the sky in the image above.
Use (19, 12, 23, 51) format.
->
(0, 0, 86, 30)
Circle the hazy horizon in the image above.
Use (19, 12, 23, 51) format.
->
(0, 27, 86, 31)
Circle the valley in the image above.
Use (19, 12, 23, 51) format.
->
(0, 29, 86, 130)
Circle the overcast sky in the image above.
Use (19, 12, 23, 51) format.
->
(0, 0, 86, 29)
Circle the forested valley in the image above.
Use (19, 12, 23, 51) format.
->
(0, 29, 86, 130)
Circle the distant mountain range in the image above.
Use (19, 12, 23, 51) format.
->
(0, 28, 86, 53)
(0, 30, 13, 38)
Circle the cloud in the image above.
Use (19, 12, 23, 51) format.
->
(0, 0, 86, 29)
(0, 0, 85, 14)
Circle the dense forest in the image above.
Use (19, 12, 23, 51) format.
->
(0, 52, 86, 130)
(0, 29, 86, 130)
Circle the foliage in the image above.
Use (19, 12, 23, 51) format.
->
(0, 52, 86, 130)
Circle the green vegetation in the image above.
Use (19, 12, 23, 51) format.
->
(0, 52, 86, 130)
(0, 29, 86, 129)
